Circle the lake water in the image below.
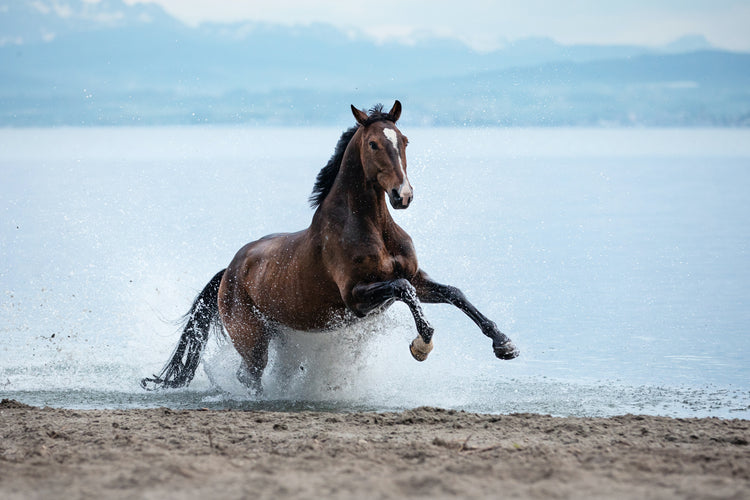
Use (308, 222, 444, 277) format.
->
(1, 127, 749, 418)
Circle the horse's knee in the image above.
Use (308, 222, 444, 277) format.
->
(392, 278, 417, 300)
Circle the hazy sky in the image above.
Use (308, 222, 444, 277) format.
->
(127, 0, 750, 51)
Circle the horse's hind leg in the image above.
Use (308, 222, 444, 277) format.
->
(220, 301, 272, 394)
(234, 326, 270, 394)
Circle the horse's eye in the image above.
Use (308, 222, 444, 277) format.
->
(369, 141, 379, 150)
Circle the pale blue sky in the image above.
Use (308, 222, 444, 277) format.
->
(127, 0, 750, 51)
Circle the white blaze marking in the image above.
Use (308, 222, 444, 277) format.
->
(383, 127, 399, 151)
(383, 127, 405, 176)
(383, 127, 412, 201)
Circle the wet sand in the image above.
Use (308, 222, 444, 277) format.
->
(1, 399, 748, 499)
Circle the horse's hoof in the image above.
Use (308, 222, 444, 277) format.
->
(409, 336, 433, 362)
(493, 340, 519, 360)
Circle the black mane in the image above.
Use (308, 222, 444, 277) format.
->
(309, 125, 357, 208)
(309, 105, 394, 209)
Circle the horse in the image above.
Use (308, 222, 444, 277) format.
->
(141, 101, 519, 393)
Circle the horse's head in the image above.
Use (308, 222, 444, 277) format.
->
(351, 101, 413, 209)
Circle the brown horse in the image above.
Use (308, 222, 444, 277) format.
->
(142, 101, 518, 392)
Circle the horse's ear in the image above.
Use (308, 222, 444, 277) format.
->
(388, 100, 402, 123)
(351, 105, 368, 126)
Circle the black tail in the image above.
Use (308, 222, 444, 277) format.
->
(141, 269, 225, 390)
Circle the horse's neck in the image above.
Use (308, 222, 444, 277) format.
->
(322, 139, 392, 228)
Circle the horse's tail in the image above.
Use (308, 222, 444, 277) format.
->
(141, 269, 226, 390)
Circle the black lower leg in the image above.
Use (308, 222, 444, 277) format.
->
(414, 273, 518, 360)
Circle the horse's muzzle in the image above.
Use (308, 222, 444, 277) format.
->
(389, 188, 413, 209)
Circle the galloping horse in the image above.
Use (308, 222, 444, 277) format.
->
(142, 101, 518, 392)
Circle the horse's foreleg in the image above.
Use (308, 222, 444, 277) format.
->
(351, 279, 435, 361)
(412, 270, 519, 360)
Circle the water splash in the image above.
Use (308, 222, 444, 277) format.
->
(202, 308, 414, 403)
(2, 127, 749, 418)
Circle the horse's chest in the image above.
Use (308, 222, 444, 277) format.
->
(351, 241, 416, 280)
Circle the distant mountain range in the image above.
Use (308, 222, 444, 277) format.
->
(1, 0, 749, 126)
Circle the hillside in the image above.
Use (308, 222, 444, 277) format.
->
(1, 0, 748, 126)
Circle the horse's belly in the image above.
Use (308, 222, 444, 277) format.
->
(270, 299, 391, 332)
(261, 298, 348, 331)
(249, 268, 346, 331)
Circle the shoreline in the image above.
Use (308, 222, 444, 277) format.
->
(1, 400, 748, 499)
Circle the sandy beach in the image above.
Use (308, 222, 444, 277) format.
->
(1, 400, 748, 499)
